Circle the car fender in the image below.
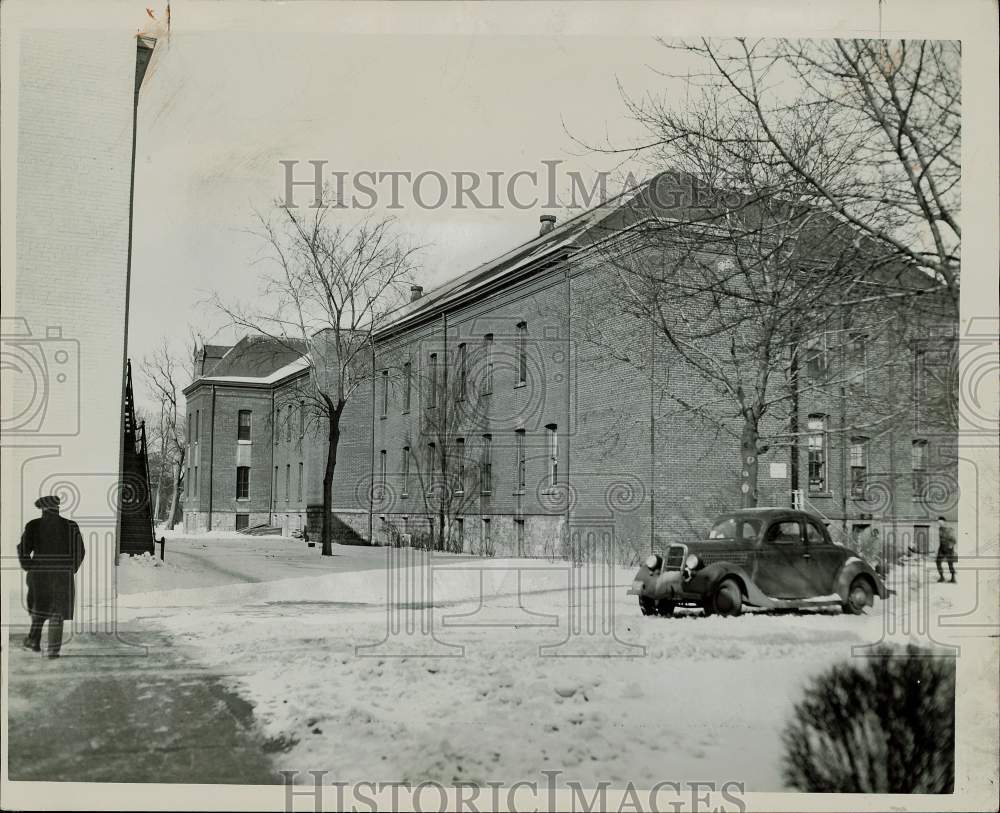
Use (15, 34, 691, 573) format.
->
(835, 557, 888, 600)
(687, 562, 776, 608)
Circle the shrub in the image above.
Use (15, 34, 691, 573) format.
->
(782, 644, 955, 793)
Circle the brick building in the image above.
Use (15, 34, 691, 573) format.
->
(184, 173, 957, 558)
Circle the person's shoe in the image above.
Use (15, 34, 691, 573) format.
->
(21, 638, 41, 652)
(949, 576, 957, 583)
(937, 576, 946, 583)
(45, 651, 61, 659)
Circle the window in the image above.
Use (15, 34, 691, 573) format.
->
(285, 464, 291, 501)
(299, 402, 305, 437)
(194, 410, 200, 442)
(402, 361, 412, 412)
(848, 332, 867, 393)
(806, 521, 826, 544)
(481, 334, 494, 395)
(912, 439, 928, 497)
(765, 520, 802, 544)
(515, 429, 526, 492)
(236, 466, 250, 499)
(455, 438, 465, 493)
(482, 517, 491, 548)
(402, 447, 410, 496)
(238, 410, 252, 441)
(803, 335, 828, 378)
(849, 436, 869, 498)
(381, 369, 389, 417)
(515, 518, 525, 557)
(456, 344, 467, 400)
(516, 322, 527, 385)
(188, 413, 193, 444)
(193, 465, 198, 490)
(298, 462, 303, 501)
(428, 353, 438, 409)
(286, 405, 292, 443)
(235, 513, 250, 531)
(546, 424, 558, 488)
(807, 414, 827, 493)
(427, 442, 437, 492)
(913, 346, 926, 429)
(456, 517, 464, 549)
(379, 450, 387, 490)
(274, 466, 278, 501)
(480, 434, 493, 494)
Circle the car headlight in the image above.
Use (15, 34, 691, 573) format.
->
(685, 553, 700, 570)
(645, 554, 662, 571)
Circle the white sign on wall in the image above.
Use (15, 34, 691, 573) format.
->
(769, 462, 788, 479)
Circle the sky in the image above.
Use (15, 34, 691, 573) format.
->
(128, 11, 683, 412)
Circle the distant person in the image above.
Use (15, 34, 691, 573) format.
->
(935, 515, 957, 583)
(17, 495, 86, 657)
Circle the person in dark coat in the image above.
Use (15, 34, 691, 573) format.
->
(936, 515, 957, 583)
(18, 495, 86, 657)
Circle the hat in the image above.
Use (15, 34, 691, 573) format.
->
(34, 495, 61, 510)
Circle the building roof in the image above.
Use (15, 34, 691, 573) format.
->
(374, 169, 931, 337)
(186, 335, 309, 393)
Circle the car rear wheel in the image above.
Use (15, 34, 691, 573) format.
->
(639, 597, 657, 616)
(713, 578, 743, 617)
(843, 576, 874, 615)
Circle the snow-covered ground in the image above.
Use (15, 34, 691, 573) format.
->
(116, 534, 969, 790)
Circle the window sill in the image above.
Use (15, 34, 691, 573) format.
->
(237, 439, 252, 445)
(401, 410, 410, 416)
(514, 382, 526, 390)
(236, 498, 251, 503)
(513, 489, 525, 496)
(808, 491, 833, 499)
(379, 415, 387, 420)
(480, 491, 493, 497)
(401, 493, 409, 500)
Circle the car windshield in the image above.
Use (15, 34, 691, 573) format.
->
(707, 517, 762, 541)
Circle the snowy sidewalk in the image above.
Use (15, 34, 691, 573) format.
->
(5, 627, 281, 784)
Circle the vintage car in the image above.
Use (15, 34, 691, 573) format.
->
(628, 508, 889, 617)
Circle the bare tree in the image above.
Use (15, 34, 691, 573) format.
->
(214, 201, 420, 555)
(140, 336, 198, 529)
(587, 167, 906, 507)
(615, 38, 960, 317)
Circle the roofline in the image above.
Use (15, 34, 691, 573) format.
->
(182, 366, 309, 397)
(373, 180, 649, 338)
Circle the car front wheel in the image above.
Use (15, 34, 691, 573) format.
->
(639, 597, 657, 616)
(843, 576, 874, 615)
(713, 578, 743, 617)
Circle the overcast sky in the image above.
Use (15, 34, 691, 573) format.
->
(128, 18, 683, 411)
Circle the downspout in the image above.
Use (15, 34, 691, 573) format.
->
(839, 310, 848, 537)
(269, 387, 275, 525)
(441, 311, 448, 549)
(207, 384, 216, 530)
(649, 315, 655, 552)
(368, 335, 376, 544)
(564, 266, 572, 543)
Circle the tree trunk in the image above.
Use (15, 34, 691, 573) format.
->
(166, 458, 184, 530)
(321, 402, 345, 557)
(740, 418, 760, 508)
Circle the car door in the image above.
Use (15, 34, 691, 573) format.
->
(755, 519, 815, 599)
(804, 518, 846, 595)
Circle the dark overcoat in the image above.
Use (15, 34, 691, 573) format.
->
(18, 512, 86, 620)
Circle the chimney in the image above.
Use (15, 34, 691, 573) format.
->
(410, 284, 424, 302)
(539, 214, 556, 236)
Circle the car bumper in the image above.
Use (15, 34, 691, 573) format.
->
(628, 570, 694, 600)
